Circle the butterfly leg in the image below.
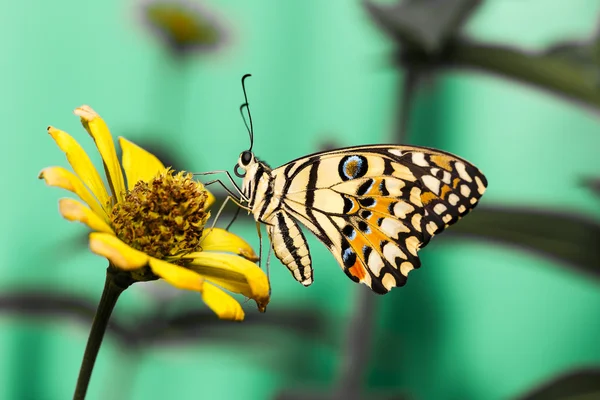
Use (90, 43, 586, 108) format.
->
(266, 241, 273, 297)
(203, 179, 246, 202)
(255, 221, 273, 295)
(255, 221, 263, 270)
(195, 170, 248, 201)
(225, 206, 242, 231)
(202, 195, 252, 250)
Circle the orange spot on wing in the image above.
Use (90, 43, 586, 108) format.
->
(346, 198, 360, 213)
(370, 178, 383, 196)
(348, 260, 367, 280)
(452, 177, 461, 188)
(348, 230, 368, 252)
(431, 155, 453, 171)
(345, 231, 369, 280)
(439, 184, 452, 199)
(421, 191, 437, 205)
(370, 178, 392, 196)
(366, 198, 395, 216)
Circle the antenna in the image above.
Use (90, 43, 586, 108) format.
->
(240, 73, 254, 151)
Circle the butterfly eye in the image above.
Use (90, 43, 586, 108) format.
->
(240, 151, 253, 166)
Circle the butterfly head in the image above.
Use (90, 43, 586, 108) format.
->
(234, 150, 256, 177)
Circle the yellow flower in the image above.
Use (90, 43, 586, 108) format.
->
(144, 1, 222, 52)
(39, 105, 269, 321)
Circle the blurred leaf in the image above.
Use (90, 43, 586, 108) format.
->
(364, 0, 482, 54)
(544, 40, 600, 75)
(390, 39, 600, 112)
(367, 1, 600, 111)
(0, 290, 329, 348)
(582, 177, 600, 198)
(143, 0, 224, 54)
(544, 16, 600, 77)
(277, 390, 411, 400)
(448, 205, 600, 277)
(516, 368, 600, 400)
(148, 307, 330, 346)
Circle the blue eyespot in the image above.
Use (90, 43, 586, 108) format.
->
(338, 155, 369, 181)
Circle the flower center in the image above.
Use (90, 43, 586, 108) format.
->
(111, 168, 209, 260)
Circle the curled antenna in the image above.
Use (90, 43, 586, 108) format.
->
(240, 73, 254, 151)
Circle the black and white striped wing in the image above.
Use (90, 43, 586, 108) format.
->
(271, 144, 487, 294)
(266, 211, 313, 286)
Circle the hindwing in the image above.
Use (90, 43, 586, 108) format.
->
(270, 144, 487, 293)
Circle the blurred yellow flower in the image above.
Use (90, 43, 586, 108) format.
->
(144, 1, 222, 52)
(40, 105, 269, 321)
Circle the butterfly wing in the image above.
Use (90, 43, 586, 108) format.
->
(270, 144, 487, 294)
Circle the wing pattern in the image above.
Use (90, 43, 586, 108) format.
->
(271, 145, 487, 293)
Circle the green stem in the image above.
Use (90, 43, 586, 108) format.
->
(334, 287, 377, 398)
(397, 66, 420, 143)
(73, 267, 134, 400)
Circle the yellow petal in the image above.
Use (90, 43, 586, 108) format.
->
(196, 228, 259, 262)
(89, 232, 149, 270)
(47, 126, 112, 212)
(119, 137, 165, 190)
(148, 257, 203, 291)
(39, 167, 107, 221)
(58, 198, 114, 234)
(205, 190, 216, 209)
(183, 253, 269, 312)
(200, 282, 245, 321)
(74, 105, 126, 203)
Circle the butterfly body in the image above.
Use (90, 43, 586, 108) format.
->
(236, 144, 488, 294)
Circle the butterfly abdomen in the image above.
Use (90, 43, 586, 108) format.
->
(266, 211, 313, 286)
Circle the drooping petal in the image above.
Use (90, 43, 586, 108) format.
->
(89, 233, 149, 270)
(196, 228, 259, 261)
(47, 126, 112, 212)
(119, 137, 165, 190)
(74, 106, 126, 203)
(39, 167, 107, 221)
(59, 198, 114, 234)
(200, 282, 245, 321)
(148, 257, 203, 291)
(183, 252, 269, 312)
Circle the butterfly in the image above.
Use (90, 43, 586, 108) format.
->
(202, 75, 488, 294)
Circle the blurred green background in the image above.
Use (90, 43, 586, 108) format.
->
(2, 0, 600, 399)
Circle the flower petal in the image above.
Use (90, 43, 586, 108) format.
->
(200, 282, 245, 321)
(89, 232, 149, 270)
(148, 257, 203, 291)
(74, 105, 126, 203)
(205, 190, 216, 209)
(183, 253, 269, 312)
(47, 126, 112, 211)
(196, 228, 259, 261)
(39, 167, 107, 221)
(119, 137, 165, 190)
(59, 198, 114, 234)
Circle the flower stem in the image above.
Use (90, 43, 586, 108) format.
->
(73, 267, 134, 400)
